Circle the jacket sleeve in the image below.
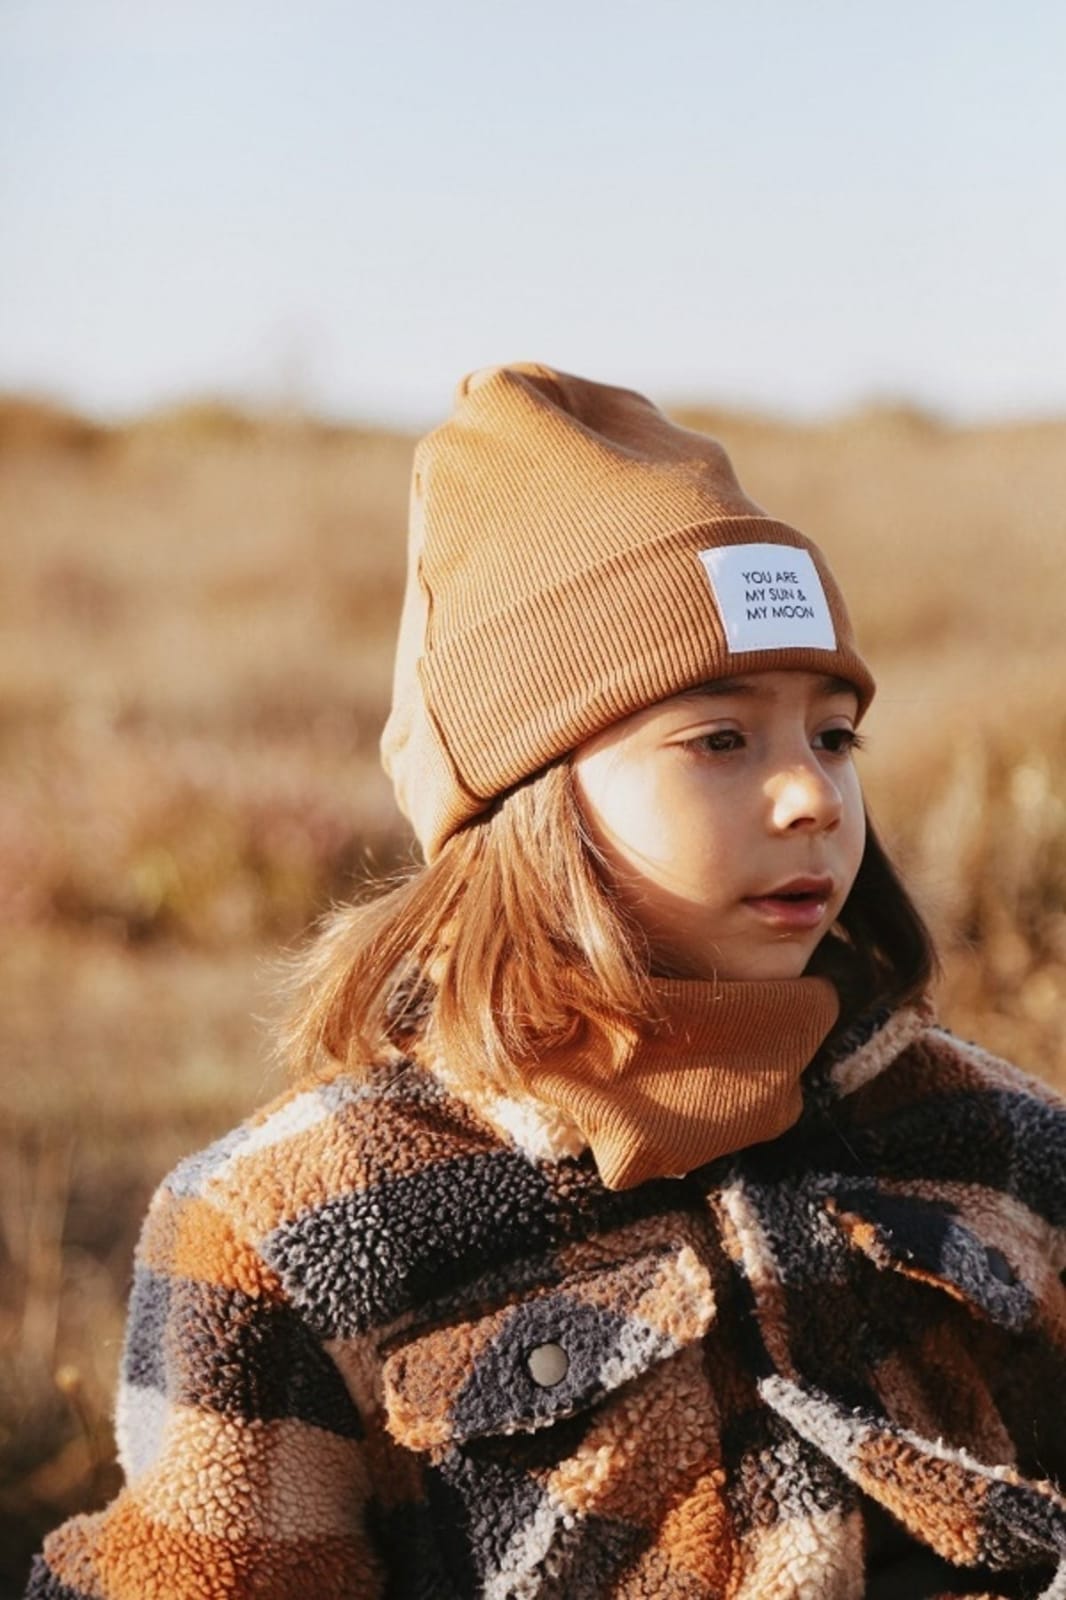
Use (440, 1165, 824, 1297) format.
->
(26, 1169, 386, 1600)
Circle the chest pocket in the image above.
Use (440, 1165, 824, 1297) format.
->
(381, 1236, 717, 1454)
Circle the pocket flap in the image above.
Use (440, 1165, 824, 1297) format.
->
(825, 1185, 1037, 1331)
(382, 1238, 716, 1451)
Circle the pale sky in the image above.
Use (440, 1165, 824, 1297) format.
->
(2, 0, 1064, 426)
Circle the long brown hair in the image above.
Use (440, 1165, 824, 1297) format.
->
(283, 760, 938, 1089)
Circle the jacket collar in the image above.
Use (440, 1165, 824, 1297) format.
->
(818, 998, 935, 1100)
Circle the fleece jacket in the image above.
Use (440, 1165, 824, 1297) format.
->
(27, 1005, 1066, 1599)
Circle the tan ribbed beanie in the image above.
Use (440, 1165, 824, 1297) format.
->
(382, 363, 874, 859)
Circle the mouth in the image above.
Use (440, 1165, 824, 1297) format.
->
(741, 876, 835, 931)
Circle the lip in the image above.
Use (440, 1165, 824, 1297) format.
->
(759, 875, 835, 900)
(742, 875, 835, 931)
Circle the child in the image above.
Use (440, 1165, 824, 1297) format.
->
(29, 365, 1066, 1598)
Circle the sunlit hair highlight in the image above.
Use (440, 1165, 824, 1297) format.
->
(283, 760, 937, 1090)
(282, 764, 651, 1093)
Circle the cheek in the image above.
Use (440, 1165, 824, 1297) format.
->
(575, 754, 735, 889)
(574, 755, 673, 872)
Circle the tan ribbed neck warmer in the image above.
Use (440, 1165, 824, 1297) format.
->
(521, 974, 840, 1189)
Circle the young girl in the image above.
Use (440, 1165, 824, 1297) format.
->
(29, 365, 1066, 1599)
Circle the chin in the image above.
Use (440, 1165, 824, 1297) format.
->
(735, 947, 818, 983)
(666, 934, 819, 984)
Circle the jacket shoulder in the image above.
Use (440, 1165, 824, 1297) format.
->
(163, 1062, 565, 1340)
(157, 1060, 505, 1257)
(827, 1004, 1065, 1114)
(824, 1008, 1066, 1226)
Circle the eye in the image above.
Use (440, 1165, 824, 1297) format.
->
(814, 726, 864, 756)
(685, 728, 746, 754)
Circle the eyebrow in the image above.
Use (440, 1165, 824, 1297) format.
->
(678, 674, 858, 702)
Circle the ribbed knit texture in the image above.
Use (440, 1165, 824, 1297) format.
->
(382, 363, 875, 858)
(523, 975, 840, 1189)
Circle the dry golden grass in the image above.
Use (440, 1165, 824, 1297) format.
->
(2, 393, 1065, 1591)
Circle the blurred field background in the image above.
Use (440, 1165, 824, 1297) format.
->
(2, 391, 1065, 1592)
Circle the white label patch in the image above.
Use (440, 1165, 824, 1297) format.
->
(697, 543, 836, 652)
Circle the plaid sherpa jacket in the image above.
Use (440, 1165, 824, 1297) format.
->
(28, 1004, 1066, 1599)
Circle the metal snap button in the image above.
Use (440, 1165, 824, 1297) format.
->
(984, 1246, 1016, 1285)
(526, 1341, 569, 1388)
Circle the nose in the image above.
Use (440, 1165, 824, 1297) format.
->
(765, 759, 843, 833)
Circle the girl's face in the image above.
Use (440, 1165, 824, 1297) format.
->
(572, 670, 866, 983)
